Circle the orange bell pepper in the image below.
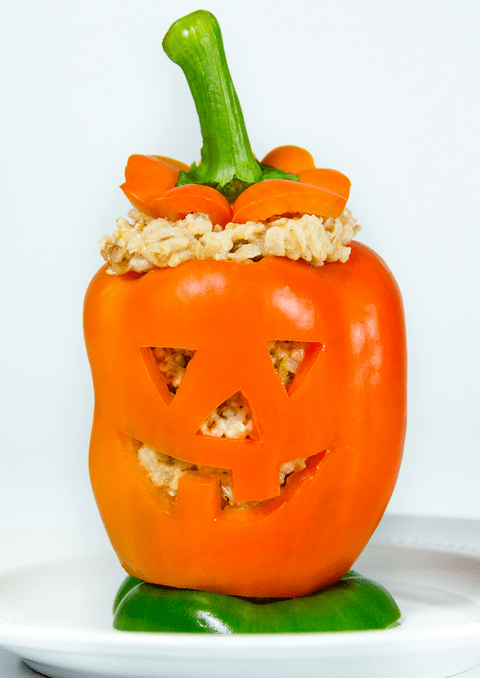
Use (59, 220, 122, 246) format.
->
(85, 244, 406, 598)
(84, 10, 407, 599)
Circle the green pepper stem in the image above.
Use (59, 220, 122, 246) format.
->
(162, 11, 262, 200)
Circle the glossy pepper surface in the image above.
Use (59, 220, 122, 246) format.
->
(113, 571, 401, 633)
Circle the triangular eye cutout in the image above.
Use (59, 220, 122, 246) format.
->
(268, 340, 323, 395)
(196, 391, 260, 440)
(140, 347, 196, 405)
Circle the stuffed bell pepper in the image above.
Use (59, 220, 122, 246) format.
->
(84, 10, 406, 628)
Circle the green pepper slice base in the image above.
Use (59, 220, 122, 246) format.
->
(113, 575, 143, 614)
(112, 571, 401, 633)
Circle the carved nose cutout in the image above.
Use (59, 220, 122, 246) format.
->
(196, 391, 261, 441)
(140, 346, 196, 406)
(268, 340, 323, 395)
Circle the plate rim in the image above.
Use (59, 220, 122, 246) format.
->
(0, 513, 479, 657)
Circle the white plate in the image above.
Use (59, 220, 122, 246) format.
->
(0, 515, 479, 678)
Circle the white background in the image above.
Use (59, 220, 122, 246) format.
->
(1, 0, 479, 562)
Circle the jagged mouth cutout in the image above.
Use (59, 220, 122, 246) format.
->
(134, 341, 327, 512)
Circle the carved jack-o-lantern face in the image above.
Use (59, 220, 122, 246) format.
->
(84, 242, 406, 597)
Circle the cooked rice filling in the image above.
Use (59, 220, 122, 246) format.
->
(138, 445, 306, 509)
(139, 341, 308, 507)
(99, 208, 360, 274)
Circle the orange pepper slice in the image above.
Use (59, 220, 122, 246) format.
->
(149, 184, 233, 227)
(231, 179, 347, 224)
(261, 145, 315, 174)
(120, 154, 232, 226)
(151, 155, 190, 172)
(120, 155, 181, 216)
(298, 168, 351, 201)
